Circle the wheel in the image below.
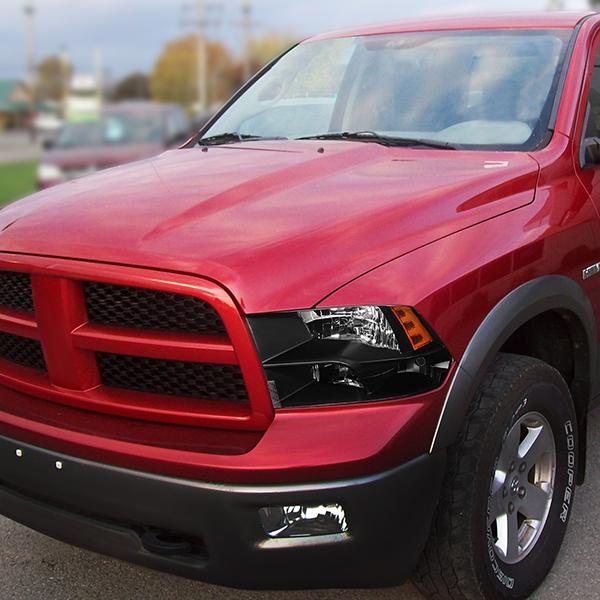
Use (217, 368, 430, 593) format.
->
(414, 353, 579, 600)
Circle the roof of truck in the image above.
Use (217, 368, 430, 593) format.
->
(309, 12, 595, 41)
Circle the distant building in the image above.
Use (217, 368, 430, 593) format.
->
(0, 79, 31, 130)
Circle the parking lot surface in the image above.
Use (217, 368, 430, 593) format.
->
(1, 408, 599, 600)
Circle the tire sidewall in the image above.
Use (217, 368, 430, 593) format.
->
(473, 371, 578, 599)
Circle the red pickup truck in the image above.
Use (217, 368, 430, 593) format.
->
(1, 11, 600, 600)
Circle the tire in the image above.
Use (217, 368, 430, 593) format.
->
(413, 353, 579, 600)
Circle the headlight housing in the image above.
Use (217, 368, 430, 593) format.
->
(248, 305, 451, 409)
(37, 163, 63, 182)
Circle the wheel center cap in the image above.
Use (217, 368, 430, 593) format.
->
(510, 476, 520, 496)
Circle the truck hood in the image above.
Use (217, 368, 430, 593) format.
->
(0, 141, 539, 312)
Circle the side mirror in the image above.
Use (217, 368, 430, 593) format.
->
(42, 138, 55, 151)
(582, 137, 600, 168)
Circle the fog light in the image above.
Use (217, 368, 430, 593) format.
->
(259, 504, 348, 538)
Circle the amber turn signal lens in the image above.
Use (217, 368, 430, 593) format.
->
(391, 306, 433, 350)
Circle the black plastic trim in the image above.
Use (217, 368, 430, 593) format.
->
(0, 435, 446, 589)
(430, 275, 597, 454)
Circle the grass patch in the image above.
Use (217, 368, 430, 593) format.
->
(0, 161, 36, 206)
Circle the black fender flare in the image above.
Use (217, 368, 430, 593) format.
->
(430, 275, 597, 455)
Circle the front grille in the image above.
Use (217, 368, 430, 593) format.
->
(98, 353, 248, 401)
(0, 271, 34, 313)
(84, 282, 227, 336)
(0, 264, 264, 431)
(0, 331, 46, 372)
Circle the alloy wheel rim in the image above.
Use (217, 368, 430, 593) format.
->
(487, 410, 556, 565)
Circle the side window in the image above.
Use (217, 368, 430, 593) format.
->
(165, 110, 189, 142)
(165, 113, 178, 141)
(585, 46, 600, 138)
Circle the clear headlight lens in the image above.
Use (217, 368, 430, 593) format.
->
(37, 163, 63, 181)
(248, 305, 452, 409)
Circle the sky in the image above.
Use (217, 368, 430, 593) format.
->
(0, 0, 591, 82)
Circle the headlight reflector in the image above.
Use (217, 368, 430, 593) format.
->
(300, 306, 400, 350)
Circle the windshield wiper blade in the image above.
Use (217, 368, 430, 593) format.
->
(297, 131, 460, 150)
(198, 132, 287, 146)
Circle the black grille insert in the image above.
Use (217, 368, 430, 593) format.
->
(0, 331, 46, 372)
(98, 353, 248, 402)
(0, 271, 34, 313)
(84, 283, 227, 336)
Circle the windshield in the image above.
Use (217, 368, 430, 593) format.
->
(202, 29, 572, 150)
(56, 113, 164, 148)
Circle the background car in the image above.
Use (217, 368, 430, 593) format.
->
(36, 102, 191, 188)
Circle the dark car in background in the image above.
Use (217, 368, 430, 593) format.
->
(36, 102, 191, 188)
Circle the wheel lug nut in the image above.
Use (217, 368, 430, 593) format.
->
(503, 487, 508, 498)
(519, 462, 527, 473)
(518, 487, 526, 499)
(508, 502, 515, 514)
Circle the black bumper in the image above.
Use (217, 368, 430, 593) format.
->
(0, 435, 445, 589)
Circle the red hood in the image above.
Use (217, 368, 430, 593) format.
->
(0, 141, 539, 312)
(44, 143, 164, 169)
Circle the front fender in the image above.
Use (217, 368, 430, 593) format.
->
(429, 274, 596, 453)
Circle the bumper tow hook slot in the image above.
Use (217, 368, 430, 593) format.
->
(140, 530, 194, 557)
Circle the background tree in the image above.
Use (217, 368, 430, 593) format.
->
(150, 35, 236, 111)
(35, 55, 71, 102)
(247, 34, 296, 76)
(112, 73, 150, 101)
(225, 34, 297, 93)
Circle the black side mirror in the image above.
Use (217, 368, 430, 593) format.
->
(583, 137, 600, 168)
(581, 101, 600, 168)
(42, 138, 54, 151)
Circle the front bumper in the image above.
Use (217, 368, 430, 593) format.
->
(0, 435, 445, 589)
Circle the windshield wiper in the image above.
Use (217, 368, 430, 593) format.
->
(198, 132, 288, 146)
(297, 131, 460, 150)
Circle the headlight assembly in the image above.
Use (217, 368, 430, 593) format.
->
(248, 306, 452, 409)
(37, 163, 63, 182)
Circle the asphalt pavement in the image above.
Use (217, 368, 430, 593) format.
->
(2, 408, 600, 599)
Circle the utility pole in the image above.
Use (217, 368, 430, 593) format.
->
(94, 47, 104, 106)
(183, 0, 221, 112)
(241, 1, 253, 82)
(195, 0, 208, 111)
(59, 45, 70, 117)
(23, 1, 36, 139)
